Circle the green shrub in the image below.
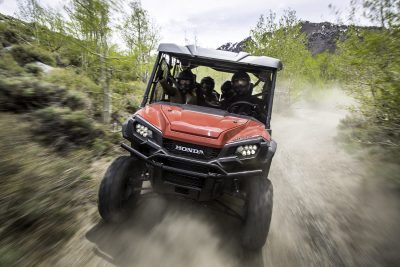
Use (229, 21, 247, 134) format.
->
(56, 45, 83, 67)
(0, 246, 24, 266)
(0, 14, 33, 47)
(24, 62, 43, 76)
(0, 75, 92, 113)
(45, 68, 100, 94)
(0, 21, 18, 47)
(125, 98, 140, 114)
(10, 44, 56, 66)
(62, 90, 91, 111)
(45, 68, 101, 112)
(54, 53, 71, 67)
(0, 76, 66, 112)
(0, 52, 25, 76)
(0, 114, 96, 265)
(31, 107, 104, 150)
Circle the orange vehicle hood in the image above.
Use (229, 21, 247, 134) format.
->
(135, 103, 270, 148)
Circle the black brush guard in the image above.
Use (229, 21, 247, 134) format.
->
(121, 139, 276, 201)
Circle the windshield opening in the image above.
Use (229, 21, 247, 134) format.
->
(149, 54, 274, 124)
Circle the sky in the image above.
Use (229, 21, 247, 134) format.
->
(0, 0, 353, 48)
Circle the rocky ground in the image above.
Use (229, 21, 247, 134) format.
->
(47, 90, 400, 267)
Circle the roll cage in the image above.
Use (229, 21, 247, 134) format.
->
(141, 44, 282, 131)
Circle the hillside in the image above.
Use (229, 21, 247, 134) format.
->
(0, 12, 126, 265)
(218, 21, 349, 55)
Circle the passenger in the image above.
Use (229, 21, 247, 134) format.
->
(199, 76, 220, 107)
(159, 69, 198, 104)
(220, 80, 235, 102)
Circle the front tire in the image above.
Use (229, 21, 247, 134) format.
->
(98, 156, 144, 223)
(241, 176, 273, 250)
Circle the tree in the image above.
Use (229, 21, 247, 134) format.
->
(16, 0, 44, 44)
(119, 0, 159, 81)
(246, 9, 317, 101)
(67, 0, 113, 124)
(362, 0, 400, 28)
(337, 0, 400, 150)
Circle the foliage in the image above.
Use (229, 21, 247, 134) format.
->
(31, 107, 103, 150)
(313, 51, 341, 81)
(0, 3, 149, 265)
(0, 113, 96, 266)
(0, 75, 65, 111)
(10, 44, 56, 66)
(246, 9, 328, 101)
(362, 0, 400, 27)
(119, 1, 159, 81)
(44, 68, 99, 94)
(337, 28, 400, 140)
(0, 51, 25, 76)
(24, 62, 43, 75)
(17, 0, 71, 52)
(44, 68, 101, 112)
(336, 0, 400, 182)
(9, 0, 157, 124)
(0, 14, 33, 47)
(62, 89, 91, 111)
(111, 79, 145, 116)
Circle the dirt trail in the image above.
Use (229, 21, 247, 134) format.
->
(49, 90, 400, 267)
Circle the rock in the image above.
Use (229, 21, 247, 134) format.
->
(217, 37, 252, 53)
(33, 61, 54, 73)
(301, 21, 348, 55)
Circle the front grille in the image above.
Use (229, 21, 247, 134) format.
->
(163, 138, 221, 160)
(164, 171, 204, 189)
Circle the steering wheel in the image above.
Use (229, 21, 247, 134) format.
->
(227, 101, 260, 117)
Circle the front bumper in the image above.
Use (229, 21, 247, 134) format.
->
(122, 116, 277, 201)
(121, 143, 271, 179)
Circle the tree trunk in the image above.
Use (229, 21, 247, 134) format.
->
(100, 53, 111, 124)
(100, 30, 110, 124)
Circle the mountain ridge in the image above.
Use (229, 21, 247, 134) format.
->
(217, 21, 349, 55)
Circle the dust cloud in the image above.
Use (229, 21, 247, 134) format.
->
(266, 88, 400, 266)
(49, 88, 400, 267)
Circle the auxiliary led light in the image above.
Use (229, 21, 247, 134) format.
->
(135, 123, 153, 138)
(236, 144, 258, 157)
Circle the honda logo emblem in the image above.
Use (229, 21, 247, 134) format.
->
(175, 145, 204, 155)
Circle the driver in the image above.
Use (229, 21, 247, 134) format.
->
(159, 69, 198, 104)
(222, 71, 266, 122)
(222, 71, 252, 106)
